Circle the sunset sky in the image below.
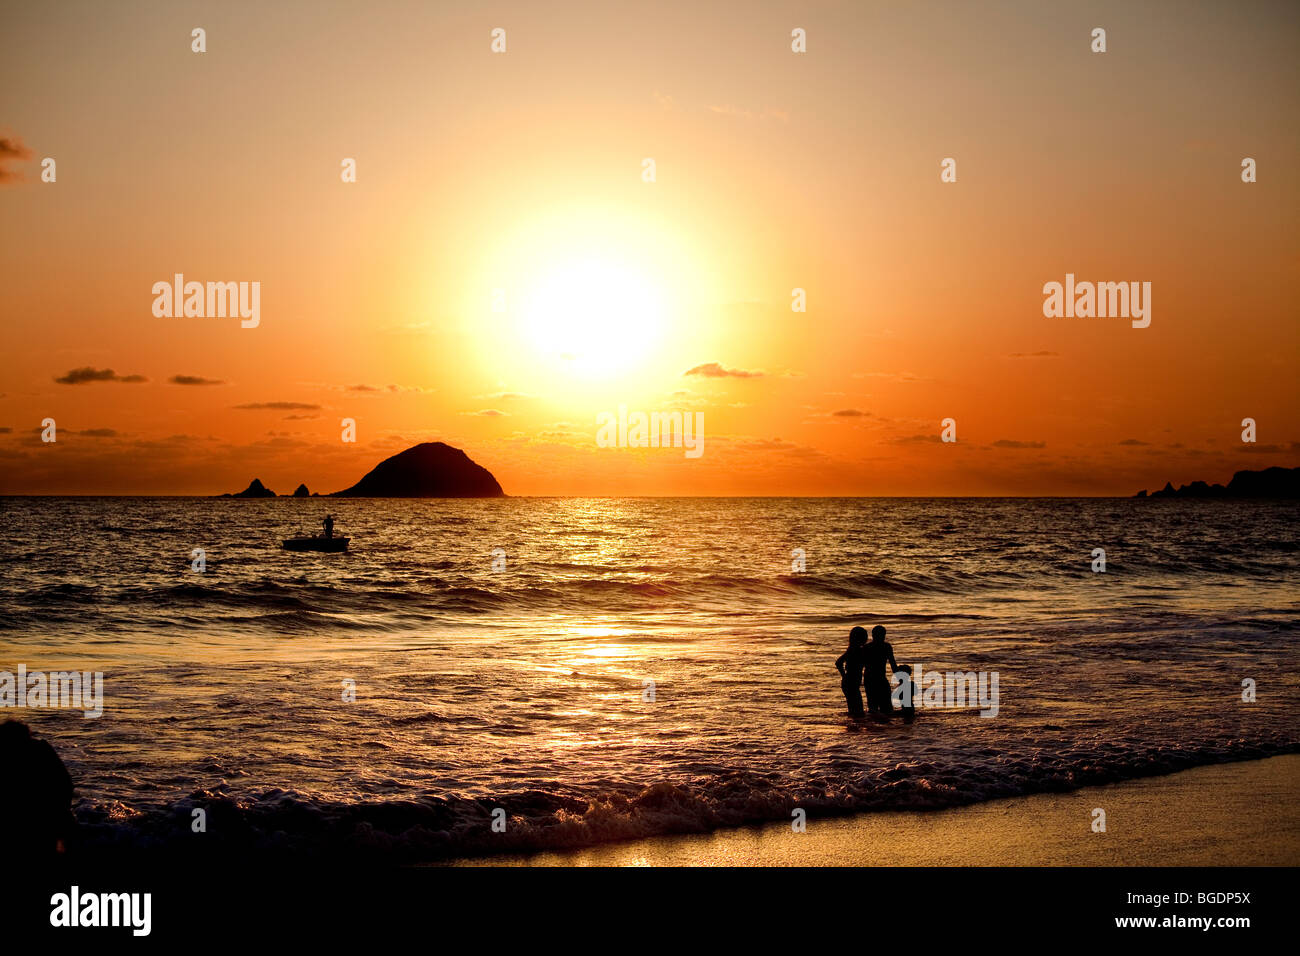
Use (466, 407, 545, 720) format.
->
(2, 0, 1297, 495)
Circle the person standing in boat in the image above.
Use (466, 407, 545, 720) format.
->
(323, 514, 334, 539)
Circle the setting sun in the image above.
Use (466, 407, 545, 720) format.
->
(518, 257, 667, 377)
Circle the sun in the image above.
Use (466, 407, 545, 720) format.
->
(517, 257, 666, 377)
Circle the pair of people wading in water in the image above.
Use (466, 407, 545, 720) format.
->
(835, 625, 905, 720)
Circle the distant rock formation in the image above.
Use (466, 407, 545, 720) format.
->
(1136, 466, 1299, 499)
(223, 478, 276, 498)
(332, 442, 505, 497)
(291, 483, 310, 498)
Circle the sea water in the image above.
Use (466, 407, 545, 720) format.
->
(1, 496, 1296, 859)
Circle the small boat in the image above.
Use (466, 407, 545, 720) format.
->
(282, 536, 349, 552)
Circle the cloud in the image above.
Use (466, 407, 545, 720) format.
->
(463, 409, 508, 417)
(478, 391, 531, 401)
(0, 427, 12, 434)
(992, 439, 1047, 449)
(0, 136, 34, 185)
(684, 362, 763, 379)
(343, 383, 428, 393)
(169, 375, 225, 386)
(1007, 351, 1059, 359)
(887, 434, 942, 444)
(0, 138, 31, 158)
(720, 436, 827, 460)
(55, 367, 147, 385)
(1118, 438, 1150, 446)
(832, 409, 869, 418)
(234, 402, 320, 411)
(22, 426, 119, 438)
(1241, 442, 1300, 454)
(852, 371, 926, 383)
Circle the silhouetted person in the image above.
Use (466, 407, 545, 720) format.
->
(835, 626, 869, 718)
(895, 663, 917, 724)
(323, 514, 334, 539)
(0, 720, 74, 858)
(864, 624, 899, 716)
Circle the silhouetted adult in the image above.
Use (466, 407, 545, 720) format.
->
(835, 626, 870, 717)
(0, 720, 74, 857)
(864, 625, 899, 716)
(323, 514, 334, 539)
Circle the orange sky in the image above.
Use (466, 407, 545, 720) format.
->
(1, 0, 1297, 495)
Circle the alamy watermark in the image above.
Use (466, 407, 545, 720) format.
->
(892, 664, 999, 717)
(1043, 273, 1150, 328)
(596, 405, 704, 458)
(152, 274, 260, 328)
(1, 665, 103, 717)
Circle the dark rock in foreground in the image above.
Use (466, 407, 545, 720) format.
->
(1137, 466, 1299, 499)
(332, 442, 505, 497)
(223, 478, 276, 498)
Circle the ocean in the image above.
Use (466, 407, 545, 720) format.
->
(1, 496, 1296, 860)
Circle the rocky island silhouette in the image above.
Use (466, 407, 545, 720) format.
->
(220, 441, 505, 498)
(1135, 465, 1299, 499)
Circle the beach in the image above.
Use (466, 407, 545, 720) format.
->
(448, 755, 1300, 866)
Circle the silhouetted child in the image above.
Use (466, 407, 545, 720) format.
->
(835, 626, 869, 718)
(895, 664, 917, 724)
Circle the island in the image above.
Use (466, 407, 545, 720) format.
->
(220, 442, 505, 498)
(221, 478, 276, 498)
(1135, 465, 1299, 499)
(332, 441, 505, 497)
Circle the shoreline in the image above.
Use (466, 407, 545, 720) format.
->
(443, 754, 1300, 867)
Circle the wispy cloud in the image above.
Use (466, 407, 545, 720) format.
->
(343, 383, 429, 393)
(887, 434, 942, 445)
(0, 136, 33, 185)
(55, 367, 147, 385)
(684, 362, 764, 379)
(169, 374, 225, 386)
(852, 371, 927, 383)
(477, 391, 531, 401)
(234, 402, 320, 411)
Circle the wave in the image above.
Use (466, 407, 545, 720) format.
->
(69, 736, 1299, 862)
(2, 568, 1020, 618)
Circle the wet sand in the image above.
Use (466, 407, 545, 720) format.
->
(447, 754, 1300, 866)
